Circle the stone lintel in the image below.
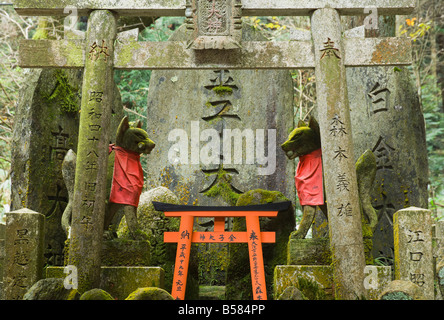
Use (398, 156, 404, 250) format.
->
(19, 38, 411, 70)
(13, 0, 415, 17)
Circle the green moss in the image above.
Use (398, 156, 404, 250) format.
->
(212, 85, 233, 96)
(80, 288, 114, 300)
(203, 171, 241, 206)
(115, 38, 142, 67)
(226, 189, 295, 300)
(32, 17, 50, 40)
(44, 70, 80, 113)
(297, 276, 326, 300)
(125, 287, 174, 300)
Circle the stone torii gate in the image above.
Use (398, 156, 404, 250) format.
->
(13, 0, 414, 299)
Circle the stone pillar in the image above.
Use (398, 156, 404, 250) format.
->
(0, 222, 5, 299)
(3, 208, 45, 300)
(393, 207, 434, 299)
(68, 10, 117, 293)
(311, 8, 366, 299)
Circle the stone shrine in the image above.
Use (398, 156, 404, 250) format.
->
(9, 0, 422, 299)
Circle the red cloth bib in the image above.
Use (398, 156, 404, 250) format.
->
(295, 148, 324, 206)
(109, 144, 144, 207)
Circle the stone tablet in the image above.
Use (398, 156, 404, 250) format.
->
(3, 208, 45, 300)
(146, 25, 295, 206)
(393, 207, 433, 299)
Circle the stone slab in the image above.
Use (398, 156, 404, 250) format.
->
(393, 207, 434, 299)
(3, 208, 45, 300)
(101, 240, 150, 267)
(274, 265, 392, 300)
(19, 38, 412, 70)
(13, 0, 415, 17)
(287, 238, 331, 265)
(46, 266, 164, 300)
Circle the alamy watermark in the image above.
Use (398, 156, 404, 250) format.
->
(63, 265, 78, 290)
(168, 121, 276, 176)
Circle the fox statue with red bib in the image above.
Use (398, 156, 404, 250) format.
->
(61, 116, 155, 240)
(281, 117, 378, 239)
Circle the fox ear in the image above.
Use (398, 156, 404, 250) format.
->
(116, 116, 130, 144)
(135, 120, 143, 128)
(308, 116, 321, 136)
(297, 119, 306, 128)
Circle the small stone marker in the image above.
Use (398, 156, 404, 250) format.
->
(3, 208, 45, 300)
(393, 206, 433, 299)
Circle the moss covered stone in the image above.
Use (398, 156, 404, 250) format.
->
(276, 286, 307, 300)
(44, 70, 80, 113)
(23, 278, 79, 300)
(46, 266, 165, 300)
(80, 288, 114, 300)
(226, 189, 295, 300)
(117, 186, 199, 300)
(378, 280, 425, 300)
(273, 265, 334, 300)
(125, 287, 174, 300)
(101, 239, 150, 266)
(287, 238, 331, 265)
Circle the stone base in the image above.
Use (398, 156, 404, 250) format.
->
(64, 239, 151, 266)
(274, 265, 392, 300)
(101, 239, 150, 266)
(47, 266, 164, 300)
(287, 238, 331, 265)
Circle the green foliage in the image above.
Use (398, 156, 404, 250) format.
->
(114, 17, 185, 122)
(422, 75, 444, 216)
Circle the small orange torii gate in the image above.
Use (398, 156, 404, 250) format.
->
(153, 201, 291, 300)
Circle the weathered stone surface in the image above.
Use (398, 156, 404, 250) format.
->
(0, 223, 5, 299)
(125, 287, 174, 300)
(101, 239, 150, 266)
(0, 222, 4, 294)
(274, 265, 334, 300)
(311, 8, 366, 300)
(393, 207, 433, 299)
(274, 265, 392, 300)
(378, 280, 425, 300)
(11, 68, 80, 267)
(79, 288, 114, 300)
(276, 286, 307, 300)
(437, 260, 444, 298)
(47, 266, 164, 300)
(23, 278, 79, 300)
(363, 265, 392, 300)
(67, 10, 117, 294)
(117, 186, 198, 299)
(226, 189, 295, 300)
(287, 238, 331, 265)
(347, 66, 429, 261)
(13, 0, 415, 18)
(3, 208, 45, 300)
(20, 37, 411, 70)
(145, 25, 295, 208)
(11, 68, 123, 267)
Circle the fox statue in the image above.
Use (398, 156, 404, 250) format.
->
(61, 116, 155, 240)
(281, 116, 378, 239)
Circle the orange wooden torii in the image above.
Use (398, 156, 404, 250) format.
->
(153, 201, 291, 300)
